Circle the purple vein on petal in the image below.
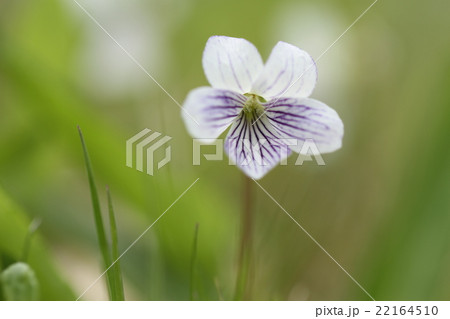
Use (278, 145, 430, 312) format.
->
(267, 110, 331, 130)
(263, 58, 288, 94)
(227, 52, 243, 92)
(276, 54, 295, 97)
(237, 54, 253, 85)
(268, 117, 327, 138)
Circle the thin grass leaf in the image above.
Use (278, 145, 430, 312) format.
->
(22, 218, 42, 262)
(214, 278, 224, 301)
(106, 186, 125, 301)
(78, 126, 115, 300)
(189, 223, 199, 301)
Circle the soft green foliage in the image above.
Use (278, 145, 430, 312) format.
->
(0, 188, 74, 300)
(1, 262, 39, 301)
(0, 0, 449, 300)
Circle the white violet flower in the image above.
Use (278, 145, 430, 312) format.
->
(182, 35, 344, 179)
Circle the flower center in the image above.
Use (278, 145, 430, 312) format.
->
(242, 93, 265, 123)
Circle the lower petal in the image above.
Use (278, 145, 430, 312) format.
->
(224, 114, 291, 179)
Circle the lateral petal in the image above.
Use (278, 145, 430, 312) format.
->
(264, 97, 344, 154)
(182, 87, 245, 141)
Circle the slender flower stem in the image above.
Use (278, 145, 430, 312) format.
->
(234, 175, 253, 300)
(190, 223, 200, 301)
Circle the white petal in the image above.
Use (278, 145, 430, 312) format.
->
(181, 87, 245, 142)
(202, 36, 264, 94)
(225, 114, 291, 179)
(264, 98, 344, 154)
(252, 41, 317, 99)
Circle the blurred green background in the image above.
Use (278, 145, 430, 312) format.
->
(1, 0, 449, 300)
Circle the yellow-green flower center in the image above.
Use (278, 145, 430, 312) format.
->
(242, 93, 266, 122)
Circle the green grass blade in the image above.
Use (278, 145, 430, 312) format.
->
(78, 126, 115, 300)
(189, 223, 199, 301)
(106, 186, 125, 301)
(22, 218, 42, 262)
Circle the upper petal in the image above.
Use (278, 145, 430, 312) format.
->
(225, 113, 291, 179)
(202, 36, 264, 94)
(181, 87, 245, 142)
(251, 41, 317, 99)
(264, 97, 344, 154)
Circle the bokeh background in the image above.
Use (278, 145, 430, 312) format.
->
(1, 0, 449, 300)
